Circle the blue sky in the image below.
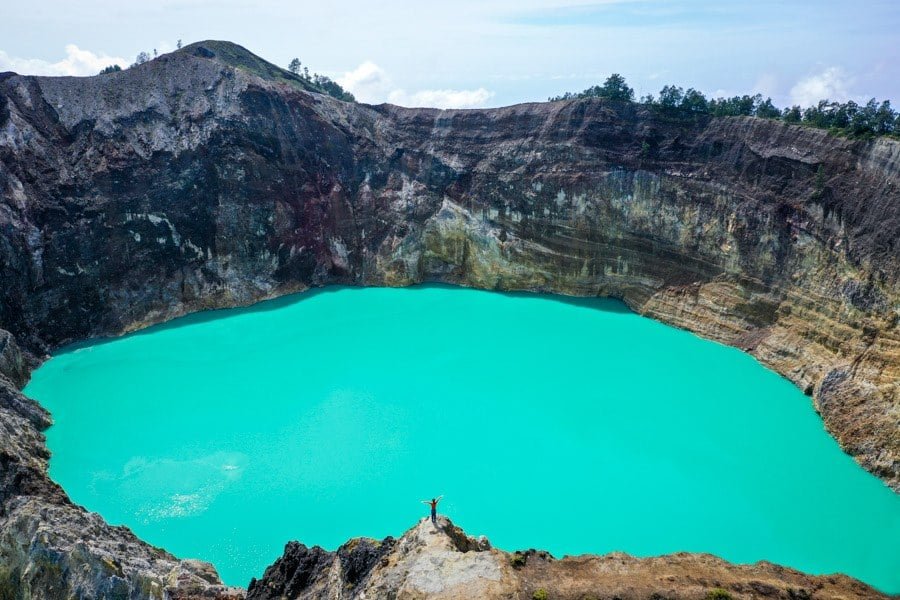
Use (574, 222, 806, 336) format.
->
(1, 0, 897, 108)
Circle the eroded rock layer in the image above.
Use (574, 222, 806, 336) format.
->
(247, 517, 888, 600)
(0, 41, 897, 598)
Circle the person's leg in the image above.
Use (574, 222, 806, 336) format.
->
(431, 508, 436, 524)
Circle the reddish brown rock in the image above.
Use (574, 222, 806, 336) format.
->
(0, 41, 896, 599)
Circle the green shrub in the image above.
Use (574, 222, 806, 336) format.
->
(533, 588, 549, 600)
(705, 589, 733, 600)
(548, 75, 899, 139)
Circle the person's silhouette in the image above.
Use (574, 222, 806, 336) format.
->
(421, 495, 443, 524)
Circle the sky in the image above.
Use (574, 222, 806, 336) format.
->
(1, 0, 898, 109)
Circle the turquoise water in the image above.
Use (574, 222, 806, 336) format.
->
(24, 286, 900, 591)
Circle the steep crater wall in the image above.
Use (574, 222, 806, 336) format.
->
(0, 42, 897, 598)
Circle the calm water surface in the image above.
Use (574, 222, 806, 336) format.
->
(24, 286, 900, 591)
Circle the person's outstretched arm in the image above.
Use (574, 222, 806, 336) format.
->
(436, 495, 444, 502)
(420, 500, 430, 505)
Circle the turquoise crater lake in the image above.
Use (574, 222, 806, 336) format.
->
(25, 286, 900, 591)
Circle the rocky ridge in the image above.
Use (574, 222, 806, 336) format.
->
(245, 517, 888, 600)
(0, 41, 897, 598)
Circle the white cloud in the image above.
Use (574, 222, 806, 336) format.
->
(789, 67, 853, 107)
(336, 61, 392, 104)
(0, 44, 127, 76)
(338, 60, 494, 109)
(387, 87, 494, 109)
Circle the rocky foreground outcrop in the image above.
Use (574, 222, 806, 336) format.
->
(0, 41, 897, 598)
(246, 517, 887, 600)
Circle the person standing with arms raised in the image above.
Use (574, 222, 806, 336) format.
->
(421, 495, 443, 525)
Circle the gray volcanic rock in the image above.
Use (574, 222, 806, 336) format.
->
(0, 329, 28, 388)
(247, 517, 889, 600)
(246, 537, 396, 600)
(0, 40, 898, 599)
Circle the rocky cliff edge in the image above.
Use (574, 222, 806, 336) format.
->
(245, 517, 888, 600)
(0, 41, 897, 599)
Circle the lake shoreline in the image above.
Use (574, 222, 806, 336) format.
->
(25, 286, 900, 592)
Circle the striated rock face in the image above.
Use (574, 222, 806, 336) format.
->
(247, 517, 888, 600)
(0, 40, 897, 598)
